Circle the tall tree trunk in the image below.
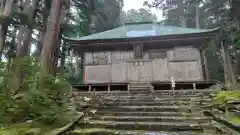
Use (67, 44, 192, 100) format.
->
(16, 0, 39, 57)
(35, 0, 51, 56)
(231, 0, 240, 30)
(54, 28, 63, 75)
(16, 26, 32, 56)
(200, 49, 210, 81)
(59, 4, 70, 74)
(0, 0, 15, 59)
(236, 53, 240, 81)
(178, 0, 186, 27)
(14, 26, 32, 93)
(60, 40, 66, 73)
(7, 28, 17, 71)
(196, 5, 200, 28)
(41, 0, 62, 74)
(221, 41, 237, 89)
(0, 23, 7, 59)
(180, 16, 187, 27)
(34, 31, 44, 56)
(13, 0, 40, 93)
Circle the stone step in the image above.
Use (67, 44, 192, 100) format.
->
(95, 111, 202, 117)
(154, 90, 218, 94)
(114, 97, 211, 102)
(129, 85, 151, 88)
(129, 88, 152, 90)
(129, 83, 152, 88)
(72, 93, 213, 99)
(80, 120, 211, 131)
(108, 94, 209, 98)
(128, 90, 152, 94)
(71, 128, 203, 135)
(98, 105, 200, 112)
(116, 94, 211, 97)
(129, 83, 152, 86)
(106, 101, 208, 106)
(91, 116, 212, 123)
(72, 90, 218, 96)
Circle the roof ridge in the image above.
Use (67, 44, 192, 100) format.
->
(124, 21, 154, 25)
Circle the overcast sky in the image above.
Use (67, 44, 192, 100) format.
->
(123, 0, 163, 20)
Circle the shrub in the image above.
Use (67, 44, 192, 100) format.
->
(0, 57, 71, 126)
(213, 90, 240, 117)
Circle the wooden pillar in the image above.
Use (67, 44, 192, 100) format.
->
(108, 85, 111, 93)
(193, 83, 196, 90)
(134, 43, 143, 59)
(200, 49, 210, 81)
(171, 77, 175, 91)
(80, 52, 84, 84)
(88, 85, 92, 92)
(220, 41, 237, 89)
(70, 86, 73, 92)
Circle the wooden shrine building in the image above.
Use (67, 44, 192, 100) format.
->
(66, 22, 219, 91)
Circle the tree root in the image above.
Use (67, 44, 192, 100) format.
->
(49, 112, 84, 135)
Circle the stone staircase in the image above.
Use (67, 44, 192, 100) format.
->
(128, 82, 154, 93)
(70, 90, 235, 135)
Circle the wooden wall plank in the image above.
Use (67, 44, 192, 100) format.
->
(139, 61, 153, 81)
(186, 61, 203, 81)
(167, 50, 174, 61)
(85, 51, 135, 65)
(167, 47, 201, 61)
(173, 47, 201, 61)
(112, 62, 127, 82)
(83, 48, 204, 84)
(106, 52, 112, 64)
(84, 52, 93, 64)
(84, 65, 111, 83)
(111, 51, 134, 63)
(152, 59, 169, 81)
(127, 62, 139, 82)
(143, 52, 149, 59)
(169, 61, 203, 81)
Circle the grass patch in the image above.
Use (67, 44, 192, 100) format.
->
(0, 123, 42, 135)
(226, 113, 240, 126)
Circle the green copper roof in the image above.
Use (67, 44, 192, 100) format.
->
(67, 22, 219, 41)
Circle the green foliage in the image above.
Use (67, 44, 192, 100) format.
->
(68, 0, 123, 37)
(147, 0, 240, 82)
(213, 90, 240, 118)
(227, 113, 240, 125)
(0, 57, 71, 126)
(64, 60, 82, 85)
(213, 90, 240, 105)
(121, 8, 158, 24)
(66, 71, 82, 85)
(205, 41, 224, 81)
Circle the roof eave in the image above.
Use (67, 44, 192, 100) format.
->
(64, 27, 220, 45)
